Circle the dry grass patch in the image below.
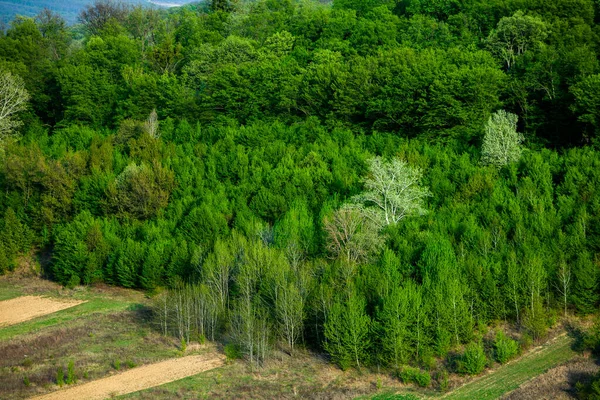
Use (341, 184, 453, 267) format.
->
(440, 333, 577, 400)
(503, 356, 600, 399)
(0, 310, 183, 400)
(119, 350, 424, 400)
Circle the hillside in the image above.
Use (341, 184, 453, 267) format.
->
(0, 0, 198, 25)
(1, 0, 600, 398)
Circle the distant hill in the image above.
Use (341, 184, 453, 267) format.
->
(0, 0, 198, 25)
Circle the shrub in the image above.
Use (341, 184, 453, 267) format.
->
(520, 333, 533, 351)
(66, 360, 76, 384)
(420, 348, 437, 371)
(23, 375, 30, 387)
(458, 342, 487, 375)
(399, 366, 431, 388)
(56, 366, 64, 387)
(414, 371, 431, 388)
(224, 343, 242, 360)
(125, 360, 137, 368)
(523, 301, 547, 340)
(196, 333, 206, 345)
(180, 337, 187, 353)
(113, 359, 121, 370)
(66, 274, 80, 289)
(494, 331, 519, 364)
(437, 369, 449, 392)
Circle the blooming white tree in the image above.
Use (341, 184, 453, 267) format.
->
(351, 157, 430, 228)
(481, 110, 524, 168)
(0, 70, 29, 143)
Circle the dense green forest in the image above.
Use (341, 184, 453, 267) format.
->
(1, 0, 600, 384)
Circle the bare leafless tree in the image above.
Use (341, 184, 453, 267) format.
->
(323, 206, 383, 266)
(79, 0, 129, 36)
(555, 260, 571, 317)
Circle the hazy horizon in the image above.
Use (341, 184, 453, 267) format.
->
(0, 0, 198, 25)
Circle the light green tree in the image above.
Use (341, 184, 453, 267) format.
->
(379, 286, 410, 368)
(487, 11, 548, 70)
(324, 292, 371, 370)
(481, 110, 524, 168)
(351, 157, 430, 228)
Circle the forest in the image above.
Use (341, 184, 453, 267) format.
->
(1, 0, 600, 390)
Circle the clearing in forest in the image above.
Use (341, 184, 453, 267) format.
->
(441, 333, 576, 400)
(30, 352, 226, 400)
(0, 296, 86, 327)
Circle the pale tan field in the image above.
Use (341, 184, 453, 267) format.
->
(30, 352, 226, 400)
(0, 296, 86, 327)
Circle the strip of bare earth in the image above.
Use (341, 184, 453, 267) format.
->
(0, 296, 86, 327)
(29, 352, 226, 400)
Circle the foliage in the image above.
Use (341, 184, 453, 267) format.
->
(398, 366, 431, 388)
(0, 70, 29, 142)
(324, 292, 371, 369)
(1, 0, 600, 377)
(66, 360, 76, 384)
(350, 157, 430, 227)
(458, 342, 487, 375)
(494, 331, 519, 364)
(56, 366, 64, 387)
(481, 110, 523, 168)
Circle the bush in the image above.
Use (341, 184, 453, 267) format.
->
(196, 333, 206, 345)
(576, 372, 600, 399)
(523, 301, 547, 340)
(180, 337, 187, 353)
(494, 331, 519, 364)
(113, 359, 121, 370)
(22, 357, 33, 368)
(66, 360, 76, 384)
(420, 348, 437, 371)
(224, 343, 242, 360)
(437, 369, 449, 392)
(399, 366, 431, 388)
(56, 366, 64, 387)
(583, 318, 600, 356)
(520, 333, 533, 351)
(66, 274, 80, 289)
(458, 342, 487, 375)
(23, 375, 30, 387)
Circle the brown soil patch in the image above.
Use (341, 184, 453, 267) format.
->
(503, 356, 600, 400)
(30, 352, 225, 400)
(0, 296, 86, 327)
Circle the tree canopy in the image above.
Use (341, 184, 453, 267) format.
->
(1, 0, 600, 381)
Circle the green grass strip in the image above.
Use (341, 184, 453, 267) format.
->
(441, 334, 576, 400)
